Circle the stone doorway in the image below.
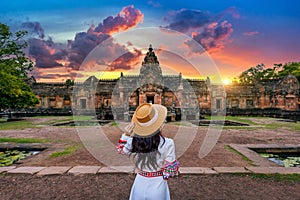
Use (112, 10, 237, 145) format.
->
(147, 95, 154, 104)
(80, 99, 86, 109)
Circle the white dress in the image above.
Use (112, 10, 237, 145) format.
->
(118, 134, 179, 200)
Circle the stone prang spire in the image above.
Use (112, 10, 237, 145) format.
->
(142, 44, 159, 65)
(139, 44, 162, 85)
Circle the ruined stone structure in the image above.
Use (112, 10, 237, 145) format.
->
(225, 75, 299, 111)
(27, 45, 299, 120)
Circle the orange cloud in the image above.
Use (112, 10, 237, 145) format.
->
(92, 5, 144, 35)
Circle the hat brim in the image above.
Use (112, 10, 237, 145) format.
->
(132, 104, 167, 137)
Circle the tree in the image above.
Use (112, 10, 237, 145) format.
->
(65, 79, 74, 87)
(238, 62, 300, 84)
(238, 64, 270, 84)
(0, 23, 39, 110)
(276, 62, 300, 83)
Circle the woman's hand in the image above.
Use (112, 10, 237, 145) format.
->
(124, 122, 135, 137)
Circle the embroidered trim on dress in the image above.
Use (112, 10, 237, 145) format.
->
(116, 139, 127, 154)
(162, 160, 180, 180)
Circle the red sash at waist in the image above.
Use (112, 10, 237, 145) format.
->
(138, 169, 163, 178)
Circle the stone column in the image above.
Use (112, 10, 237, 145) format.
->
(139, 93, 146, 105)
(119, 86, 124, 106)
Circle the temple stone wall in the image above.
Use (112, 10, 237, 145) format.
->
(28, 74, 299, 117)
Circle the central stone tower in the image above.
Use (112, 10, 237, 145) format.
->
(139, 44, 162, 85)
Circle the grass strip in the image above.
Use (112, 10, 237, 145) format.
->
(233, 173, 300, 183)
(264, 122, 300, 131)
(0, 120, 38, 130)
(0, 137, 49, 143)
(208, 116, 257, 125)
(224, 145, 254, 166)
(249, 173, 300, 183)
(49, 144, 82, 158)
(34, 116, 94, 125)
(109, 121, 119, 126)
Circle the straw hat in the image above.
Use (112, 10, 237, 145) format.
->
(132, 103, 167, 137)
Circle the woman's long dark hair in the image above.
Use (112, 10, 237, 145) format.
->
(131, 130, 165, 170)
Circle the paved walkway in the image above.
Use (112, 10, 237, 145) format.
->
(1, 165, 300, 176)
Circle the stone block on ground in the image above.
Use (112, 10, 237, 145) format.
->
(0, 166, 16, 173)
(37, 166, 71, 176)
(180, 167, 217, 174)
(68, 166, 101, 175)
(98, 166, 136, 174)
(213, 167, 250, 173)
(7, 167, 46, 174)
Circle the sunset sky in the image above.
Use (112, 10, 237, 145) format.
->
(1, 0, 300, 83)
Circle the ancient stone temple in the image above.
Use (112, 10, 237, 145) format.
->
(108, 44, 211, 120)
(27, 45, 299, 120)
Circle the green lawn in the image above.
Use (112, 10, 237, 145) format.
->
(36, 115, 95, 125)
(0, 116, 96, 130)
(264, 121, 300, 131)
(49, 144, 82, 158)
(207, 116, 300, 131)
(0, 119, 38, 130)
(208, 115, 258, 125)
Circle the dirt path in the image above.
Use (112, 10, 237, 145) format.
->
(0, 117, 299, 167)
(0, 174, 299, 200)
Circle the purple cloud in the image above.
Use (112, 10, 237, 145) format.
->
(21, 21, 45, 39)
(188, 21, 233, 53)
(24, 5, 144, 80)
(67, 32, 110, 70)
(28, 38, 65, 68)
(164, 8, 235, 54)
(164, 9, 211, 33)
(63, 5, 143, 70)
